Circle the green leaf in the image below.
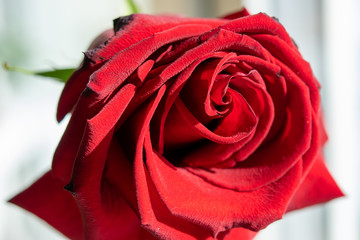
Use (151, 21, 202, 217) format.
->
(35, 68, 75, 82)
(126, 0, 140, 13)
(3, 62, 75, 83)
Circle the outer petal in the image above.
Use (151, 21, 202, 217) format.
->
(52, 84, 136, 184)
(252, 34, 320, 112)
(201, 13, 296, 50)
(65, 85, 137, 239)
(9, 171, 83, 240)
(88, 24, 214, 98)
(287, 153, 344, 211)
(222, 8, 250, 20)
(218, 228, 257, 240)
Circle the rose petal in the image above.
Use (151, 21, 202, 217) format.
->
(175, 96, 256, 144)
(56, 30, 113, 122)
(52, 84, 136, 183)
(137, 60, 155, 83)
(69, 83, 136, 191)
(10, 172, 153, 240)
(222, 8, 250, 20)
(137, 135, 218, 239)
(87, 29, 114, 50)
(287, 153, 344, 211)
(61, 84, 152, 239)
(104, 140, 161, 240)
(197, 13, 296, 55)
(301, 111, 321, 176)
(9, 171, 83, 240)
(52, 87, 103, 183)
(218, 227, 257, 240)
(252, 34, 320, 112)
(220, 13, 296, 49)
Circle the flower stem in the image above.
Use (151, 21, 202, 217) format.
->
(3, 62, 35, 75)
(3, 62, 74, 83)
(126, 0, 140, 13)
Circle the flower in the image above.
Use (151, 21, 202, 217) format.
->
(11, 9, 343, 240)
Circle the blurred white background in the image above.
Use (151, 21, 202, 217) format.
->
(0, 0, 358, 239)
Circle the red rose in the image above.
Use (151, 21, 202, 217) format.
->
(11, 9, 343, 240)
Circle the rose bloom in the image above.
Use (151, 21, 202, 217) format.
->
(11, 9, 343, 240)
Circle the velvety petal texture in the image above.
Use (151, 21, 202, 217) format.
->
(12, 8, 342, 240)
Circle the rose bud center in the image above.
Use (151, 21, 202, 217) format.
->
(161, 52, 270, 168)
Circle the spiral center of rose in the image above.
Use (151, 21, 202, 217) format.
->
(161, 53, 267, 168)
